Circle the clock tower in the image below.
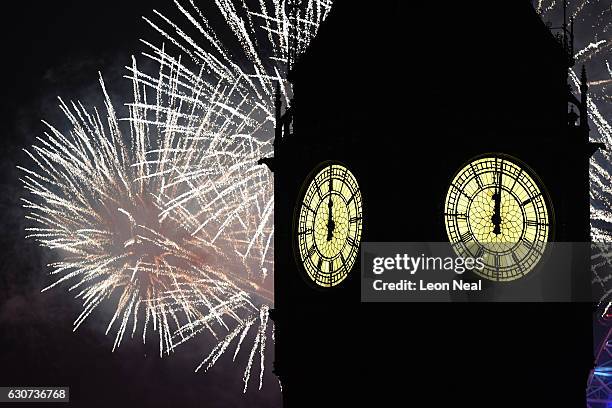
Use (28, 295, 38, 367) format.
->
(261, 1, 602, 406)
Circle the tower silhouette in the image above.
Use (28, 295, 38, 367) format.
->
(261, 1, 601, 406)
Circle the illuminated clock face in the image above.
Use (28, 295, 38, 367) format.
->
(296, 163, 363, 287)
(444, 155, 551, 281)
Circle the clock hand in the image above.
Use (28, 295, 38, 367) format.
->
(326, 196, 335, 242)
(325, 166, 336, 241)
(491, 163, 502, 235)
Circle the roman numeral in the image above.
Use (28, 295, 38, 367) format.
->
(492, 255, 501, 281)
(452, 183, 471, 200)
(349, 216, 362, 224)
(469, 163, 483, 187)
(314, 180, 323, 198)
(521, 238, 534, 251)
(347, 193, 355, 205)
(347, 236, 358, 248)
(303, 203, 316, 214)
(493, 157, 499, 183)
(474, 245, 485, 259)
(511, 252, 525, 274)
(520, 238, 543, 256)
(525, 219, 547, 227)
(460, 231, 472, 242)
(317, 257, 323, 271)
(510, 169, 522, 192)
(307, 246, 317, 258)
(521, 193, 542, 207)
(445, 212, 467, 220)
(299, 228, 313, 236)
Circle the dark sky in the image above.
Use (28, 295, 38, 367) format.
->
(0, 1, 280, 407)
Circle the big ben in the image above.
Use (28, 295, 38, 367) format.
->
(261, 1, 600, 406)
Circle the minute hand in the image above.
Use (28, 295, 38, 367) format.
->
(491, 167, 502, 235)
(326, 197, 335, 241)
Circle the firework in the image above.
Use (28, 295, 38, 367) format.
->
(125, 0, 331, 390)
(22, 0, 608, 397)
(536, 2, 612, 406)
(20, 0, 330, 393)
(19, 72, 265, 360)
(536, 1, 612, 308)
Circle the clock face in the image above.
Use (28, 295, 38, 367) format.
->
(444, 155, 551, 281)
(296, 163, 363, 287)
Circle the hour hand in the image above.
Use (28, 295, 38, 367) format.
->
(326, 197, 335, 241)
(491, 190, 502, 235)
(491, 162, 503, 235)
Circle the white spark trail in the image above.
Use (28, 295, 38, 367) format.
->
(538, 1, 612, 314)
(21, 0, 331, 393)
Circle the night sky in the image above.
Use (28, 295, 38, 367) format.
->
(0, 1, 280, 407)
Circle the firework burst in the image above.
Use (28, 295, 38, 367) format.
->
(19, 73, 266, 361)
(20, 0, 330, 393)
(126, 0, 331, 389)
(537, 1, 612, 307)
(536, 2, 612, 406)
